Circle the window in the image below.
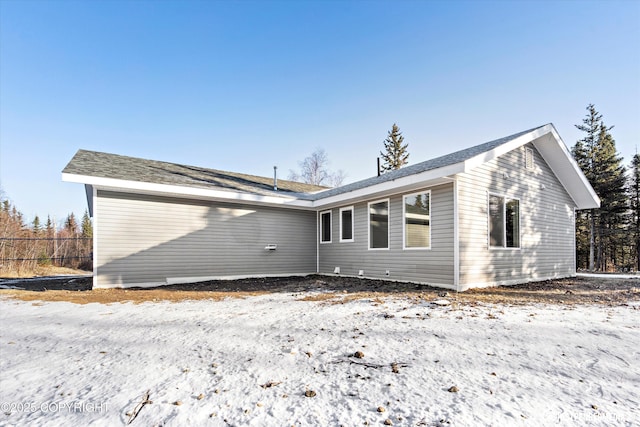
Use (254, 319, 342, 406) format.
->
(489, 194, 520, 248)
(320, 210, 331, 243)
(369, 199, 389, 249)
(403, 191, 431, 249)
(525, 147, 534, 169)
(340, 206, 354, 242)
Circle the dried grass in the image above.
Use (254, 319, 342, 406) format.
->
(0, 265, 89, 279)
(0, 275, 638, 306)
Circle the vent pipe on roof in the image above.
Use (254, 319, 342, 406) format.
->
(377, 157, 381, 177)
(273, 166, 278, 191)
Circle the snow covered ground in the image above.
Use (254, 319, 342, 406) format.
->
(0, 293, 638, 426)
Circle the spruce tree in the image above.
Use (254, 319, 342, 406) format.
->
(380, 123, 409, 173)
(572, 104, 628, 271)
(81, 210, 93, 239)
(32, 215, 42, 235)
(630, 154, 640, 270)
(592, 124, 627, 270)
(573, 104, 603, 270)
(65, 213, 78, 236)
(45, 216, 54, 238)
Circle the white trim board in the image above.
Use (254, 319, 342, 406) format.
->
(64, 125, 599, 212)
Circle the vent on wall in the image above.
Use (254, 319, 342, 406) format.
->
(525, 147, 534, 169)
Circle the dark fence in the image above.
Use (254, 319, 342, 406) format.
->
(0, 237, 92, 273)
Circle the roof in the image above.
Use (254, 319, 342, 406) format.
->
(311, 125, 540, 200)
(63, 149, 327, 196)
(62, 124, 600, 210)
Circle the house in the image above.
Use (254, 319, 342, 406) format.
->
(62, 123, 600, 291)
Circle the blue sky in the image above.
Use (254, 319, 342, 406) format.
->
(1, 0, 639, 225)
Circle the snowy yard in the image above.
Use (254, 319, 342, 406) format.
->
(1, 290, 638, 426)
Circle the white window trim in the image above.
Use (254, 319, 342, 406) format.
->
(402, 190, 432, 250)
(488, 192, 521, 250)
(368, 198, 390, 251)
(320, 210, 332, 244)
(339, 206, 355, 243)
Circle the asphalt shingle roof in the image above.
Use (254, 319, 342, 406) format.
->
(309, 125, 546, 200)
(63, 150, 328, 196)
(63, 125, 547, 201)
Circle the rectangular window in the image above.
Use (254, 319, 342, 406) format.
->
(489, 194, 520, 248)
(368, 199, 389, 249)
(320, 210, 331, 243)
(506, 199, 520, 248)
(340, 206, 354, 242)
(404, 191, 431, 249)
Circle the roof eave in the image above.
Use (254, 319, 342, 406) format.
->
(311, 162, 465, 208)
(62, 172, 316, 210)
(62, 124, 601, 211)
(461, 124, 600, 210)
(536, 126, 600, 209)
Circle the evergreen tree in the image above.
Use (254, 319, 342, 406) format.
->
(572, 104, 628, 271)
(592, 124, 627, 270)
(32, 215, 42, 235)
(380, 123, 409, 173)
(64, 213, 79, 236)
(629, 154, 640, 271)
(572, 104, 604, 270)
(45, 216, 55, 238)
(81, 210, 93, 239)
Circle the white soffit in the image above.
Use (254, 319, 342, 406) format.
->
(462, 124, 600, 210)
(533, 129, 600, 209)
(62, 173, 315, 209)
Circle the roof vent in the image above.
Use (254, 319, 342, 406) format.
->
(273, 166, 278, 191)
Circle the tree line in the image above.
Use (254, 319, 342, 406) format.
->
(0, 197, 93, 274)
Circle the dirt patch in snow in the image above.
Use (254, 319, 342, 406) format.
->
(0, 274, 638, 306)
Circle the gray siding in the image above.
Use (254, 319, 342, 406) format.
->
(457, 143, 577, 288)
(95, 191, 316, 287)
(318, 183, 455, 287)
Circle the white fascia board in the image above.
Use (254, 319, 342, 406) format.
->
(460, 124, 600, 210)
(64, 162, 465, 211)
(312, 163, 465, 209)
(535, 127, 600, 209)
(463, 124, 553, 172)
(62, 173, 315, 209)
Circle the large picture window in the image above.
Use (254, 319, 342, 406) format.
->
(320, 210, 332, 243)
(368, 199, 389, 249)
(340, 206, 354, 242)
(489, 194, 520, 248)
(403, 191, 431, 249)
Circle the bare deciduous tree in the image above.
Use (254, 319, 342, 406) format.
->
(288, 149, 346, 187)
